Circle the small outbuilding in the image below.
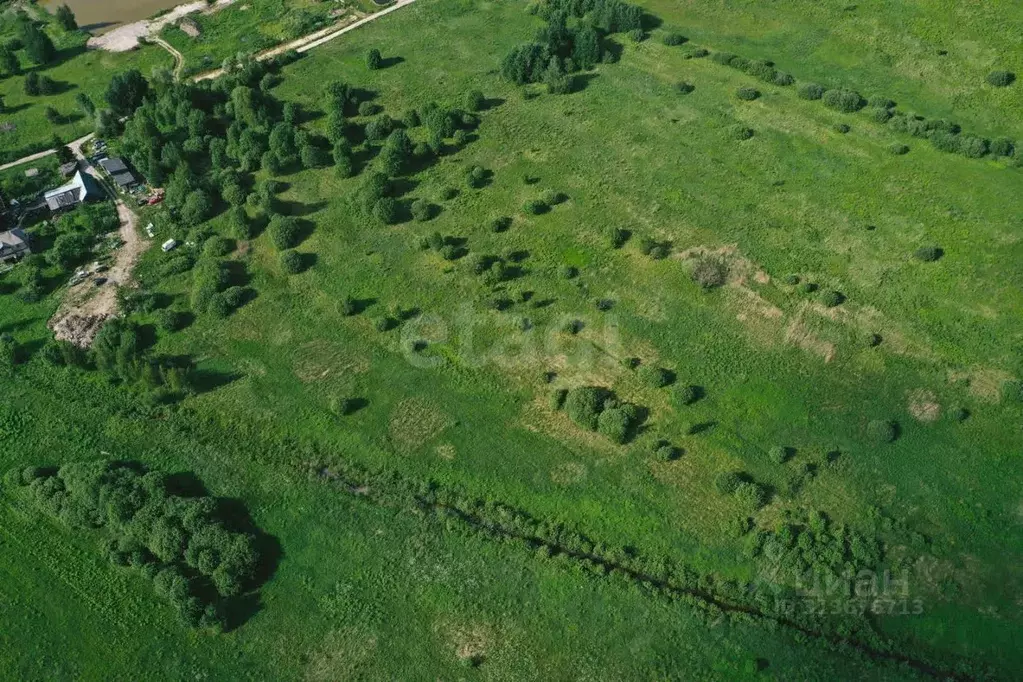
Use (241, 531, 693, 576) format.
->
(0, 228, 30, 262)
(100, 158, 139, 190)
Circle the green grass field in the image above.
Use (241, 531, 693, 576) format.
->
(1, 0, 1022, 678)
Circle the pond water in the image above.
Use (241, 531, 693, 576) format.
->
(40, 0, 185, 33)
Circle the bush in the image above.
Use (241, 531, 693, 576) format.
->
(990, 137, 1015, 157)
(464, 89, 485, 112)
(820, 289, 844, 307)
(734, 481, 767, 511)
(773, 72, 795, 86)
(675, 81, 695, 94)
(411, 199, 432, 222)
(366, 48, 382, 70)
(373, 197, 399, 224)
(268, 216, 300, 249)
(203, 236, 232, 258)
(800, 281, 818, 293)
(490, 216, 512, 233)
(662, 32, 687, 46)
(466, 165, 487, 188)
(628, 28, 645, 42)
(692, 258, 727, 289)
(783, 274, 800, 285)
(654, 443, 679, 461)
(714, 471, 744, 495)
(866, 419, 899, 444)
(155, 309, 185, 333)
(279, 250, 305, 274)
(797, 83, 825, 100)
(822, 89, 865, 113)
(731, 125, 754, 140)
(523, 199, 547, 215)
(888, 143, 909, 155)
(674, 384, 700, 406)
(597, 406, 634, 443)
(867, 333, 883, 347)
(687, 48, 709, 59)
(608, 227, 629, 248)
(564, 386, 611, 431)
(549, 388, 568, 410)
(957, 135, 989, 158)
(870, 107, 894, 124)
(736, 86, 760, 101)
(913, 245, 943, 262)
(560, 265, 578, 279)
(638, 365, 673, 388)
(833, 123, 851, 134)
(769, 446, 790, 464)
(986, 70, 1016, 87)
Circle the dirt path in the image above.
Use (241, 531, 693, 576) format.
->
(48, 140, 149, 347)
(194, 0, 417, 81)
(152, 36, 185, 80)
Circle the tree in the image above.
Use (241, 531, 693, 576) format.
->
(572, 25, 602, 69)
(300, 144, 328, 169)
(268, 122, 297, 167)
(0, 47, 19, 77)
(279, 250, 304, 274)
(75, 92, 95, 117)
(986, 70, 1016, 87)
(366, 48, 382, 70)
(23, 71, 40, 96)
(47, 233, 91, 269)
(464, 89, 485, 112)
(268, 215, 300, 249)
(55, 4, 78, 31)
(181, 190, 212, 224)
(22, 23, 56, 65)
(105, 69, 149, 116)
(373, 196, 398, 224)
(96, 108, 122, 137)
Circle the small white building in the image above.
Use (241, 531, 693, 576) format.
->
(162, 239, 178, 253)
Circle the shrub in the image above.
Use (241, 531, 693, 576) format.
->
(687, 48, 709, 58)
(373, 197, 399, 224)
(411, 199, 432, 222)
(464, 89, 485, 112)
(734, 481, 767, 511)
(711, 52, 736, 65)
(869, 96, 896, 109)
(888, 143, 910, 155)
(822, 89, 865, 113)
(608, 227, 629, 248)
(950, 406, 970, 422)
(523, 199, 547, 215)
(560, 265, 578, 279)
(990, 137, 1015, 157)
(866, 419, 898, 444)
(279, 250, 305, 274)
(203, 236, 232, 258)
(628, 28, 645, 42)
(731, 125, 754, 140)
(913, 245, 943, 262)
(675, 81, 695, 94)
(800, 281, 818, 293)
(654, 443, 679, 461)
(797, 83, 825, 100)
(820, 289, 844, 307)
(833, 123, 851, 134)
(638, 365, 673, 388)
(597, 406, 634, 443)
(155, 309, 184, 333)
(662, 32, 687, 46)
(714, 471, 744, 495)
(366, 48, 382, 70)
(867, 333, 883, 347)
(268, 216, 300, 249)
(564, 386, 611, 431)
(490, 216, 512, 232)
(986, 70, 1016, 87)
(783, 274, 800, 285)
(773, 72, 795, 86)
(692, 258, 727, 289)
(769, 446, 790, 464)
(736, 86, 760, 101)
(957, 135, 989, 158)
(870, 107, 894, 124)
(674, 384, 700, 406)
(466, 165, 487, 188)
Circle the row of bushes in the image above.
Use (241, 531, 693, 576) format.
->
(3, 460, 267, 630)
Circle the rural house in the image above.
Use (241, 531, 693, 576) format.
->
(0, 228, 30, 262)
(44, 171, 101, 212)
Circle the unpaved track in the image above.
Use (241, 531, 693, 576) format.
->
(152, 36, 185, 80)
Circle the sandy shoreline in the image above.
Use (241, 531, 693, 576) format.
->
(86, 0, 234, 52)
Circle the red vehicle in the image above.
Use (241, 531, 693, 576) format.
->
(147, 194, 164, 205)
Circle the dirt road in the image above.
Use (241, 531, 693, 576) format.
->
(152, 36, 185, 80)
(48, 140, 149, 347)
(194, 0, 417, 81)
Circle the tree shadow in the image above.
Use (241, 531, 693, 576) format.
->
(687, 420, 718, 435)
(79, 21, 117, 33)
(479, 97, 505, 112)
(571, 73, 600, 93)
(281, 199, 327, 218)
(377, 56, 404, 69)
(189, 367, 242, 394)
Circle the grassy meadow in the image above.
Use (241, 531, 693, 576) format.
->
(1, 0, 1022, 678)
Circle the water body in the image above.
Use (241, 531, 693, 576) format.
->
(41, 0, 184, 34)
